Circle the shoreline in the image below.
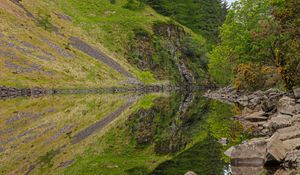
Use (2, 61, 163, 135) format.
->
(205, 87, 300, 174)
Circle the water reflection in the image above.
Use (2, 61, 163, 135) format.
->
(0, 92, 244, 175)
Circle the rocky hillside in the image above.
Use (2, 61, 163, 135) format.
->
(0, 0, 210, 89)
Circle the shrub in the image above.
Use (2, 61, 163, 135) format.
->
(123, 0, 145, 11)
(37, 14, 52, 31)
(233, 64, 279, 91)
(109, 0, 116, 4)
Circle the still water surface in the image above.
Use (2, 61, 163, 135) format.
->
(0, 92, 245, 175)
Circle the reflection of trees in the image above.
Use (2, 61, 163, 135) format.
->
(127, 91, 211, 154)
(151, 135, 224, 175)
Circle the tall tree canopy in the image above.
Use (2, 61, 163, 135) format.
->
(143, 0, 228, 44)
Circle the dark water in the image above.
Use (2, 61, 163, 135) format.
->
(0, 91, 250, 175)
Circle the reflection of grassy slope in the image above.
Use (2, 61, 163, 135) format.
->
(0, 94, 127, 174)
(63, 93, 169, 175)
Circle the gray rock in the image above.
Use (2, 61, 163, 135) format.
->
(219, 138, 229, 146)
(184, 171, 197, 175)
(278, 96, 297, 116)
(244, 111, 268, 122)
(261, 100, 276, 113)
(274, 168, 299, 175)
(269, 114, 293, 130)
(276, 124, 300, 141)
(227, 138, 267, 166)
(283, 138, 300, 151)
(266, 133, 287, 162)
(283, 150, 300, 168)
(294, 88, 300, 99)
(231, 166, 266, 175)
(224, 146, 235, 157)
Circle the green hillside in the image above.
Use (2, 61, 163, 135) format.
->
(0, 0, 211, 89)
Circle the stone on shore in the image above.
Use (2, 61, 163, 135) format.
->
(226, 138, 267, 166)
(184, 171, 197, 175)
(266, 133, 287, 162)
(244, 111, 268, 122)
(278, 96, 297, 116)
(294, 88, 300, 99)
(269, 114, 293, 130)
(231, 166, 265, 175)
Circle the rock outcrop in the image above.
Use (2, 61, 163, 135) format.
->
(205, 87, 300, 173)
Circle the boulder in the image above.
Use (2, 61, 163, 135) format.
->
(283, 138, 300, 151)
(231, 166, 265, 175)
(269, 114, 293, 130)
(276, 124, 300, 141)
(218, 138, 228, 146)
(274, 168, 299, 175)
(278, 96, 297, 116)
(244, 111, 268, 122)
(261, 100, 276, 113)
(224, 146, 235, 157)
(184, 171, 197, 175)
(294, 88, 300, 99)
(227, 138, 267, 166)
(266, 133, 287, 162)
(282, 150, 300, 168)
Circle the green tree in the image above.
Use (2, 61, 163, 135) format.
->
(209, 0, 276, 86)
(272, 0, 300, 90)
(143, 0, 228, 44)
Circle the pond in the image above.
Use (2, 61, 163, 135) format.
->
(0, 91, 246, 175)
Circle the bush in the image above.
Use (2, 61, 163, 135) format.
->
(181, 36, 207, 70)
(233, 64, 279, 91)
(109, 0, 116, 4)
(37, 14, 52, 31)
(123, 0, 145, 11)
(208, 45, 235, 86)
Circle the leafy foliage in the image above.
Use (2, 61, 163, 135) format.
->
(143, 0, 228, 44)
(123, 0, 145, 11)
(209, 0, 300, 90)
(272, 0, 300, 90)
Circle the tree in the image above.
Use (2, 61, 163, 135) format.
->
(272, 0, 300, 90)
(209, 0, 277, 87)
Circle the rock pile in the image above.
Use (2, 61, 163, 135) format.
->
(206, 87, 300, 174)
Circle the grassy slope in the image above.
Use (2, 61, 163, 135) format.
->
(0, 0, 208, 88)
(0, 0, 128, 88)
(54, 0, 173, 84)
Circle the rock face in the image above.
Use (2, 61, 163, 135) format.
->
(207, 88, 300, 171)
(294, 88, 300, 99)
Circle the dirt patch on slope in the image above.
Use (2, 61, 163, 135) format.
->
(0, 0, 23, 17)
